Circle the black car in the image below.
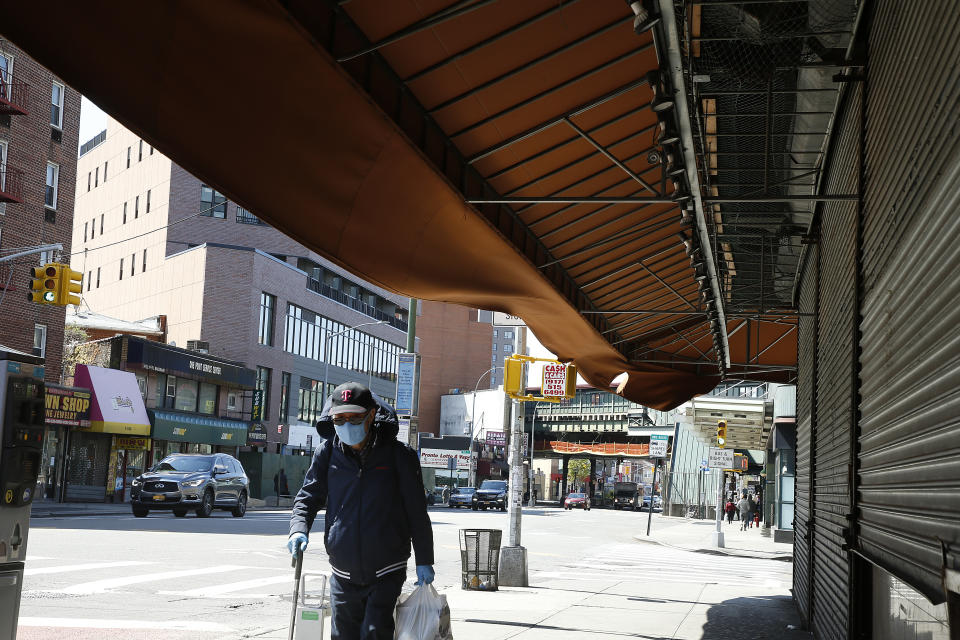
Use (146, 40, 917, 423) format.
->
(130, 454, 249, 518)
(472, 480, 507, 511)
(448, 487, 476, 508)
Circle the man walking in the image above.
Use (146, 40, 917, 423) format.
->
(287, 382, 434, 640)
(737, 493, 752, 531)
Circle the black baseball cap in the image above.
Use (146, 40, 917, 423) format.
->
(329, 382, 377, 415)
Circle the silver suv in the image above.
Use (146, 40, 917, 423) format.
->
(130, 454, 249, 518)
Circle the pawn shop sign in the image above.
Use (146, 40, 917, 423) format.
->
(541, 362, 577, 399)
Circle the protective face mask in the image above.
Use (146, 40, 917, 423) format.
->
(335, 420, 368, 446)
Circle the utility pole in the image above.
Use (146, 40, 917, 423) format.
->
(499, 396, 528, 586)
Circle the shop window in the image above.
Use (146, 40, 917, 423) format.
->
(136, 375, 147, 400)
(198, 383, 217, 415)
(165, 375, 177, 409)
(226, 391, 239, 411)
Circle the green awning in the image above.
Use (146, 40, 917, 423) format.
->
(151, 410, 248, 446)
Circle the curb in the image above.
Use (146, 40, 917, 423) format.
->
(30, 505, 286, 518)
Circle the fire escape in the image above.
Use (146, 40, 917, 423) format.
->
(0, 50, 29, 204)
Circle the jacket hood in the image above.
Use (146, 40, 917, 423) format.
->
(315, 391, 399, 444)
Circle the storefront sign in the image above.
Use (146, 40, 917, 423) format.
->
(251, 390, 265, 421)
(485, 431, 506, 446)
(125, 337, 255, 386)
(247, 422, 268, 446)
(419, 448, 475, 470)
(116, 436, 150, 450)
(74, 365, 152, 436)
(45, 385, 92, 427)
(153, 410, 248, 445)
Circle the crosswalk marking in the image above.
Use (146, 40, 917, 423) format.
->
(60, 565, 249, 595)
(25, 561, 153, 576)
(159, 573, 302, 597)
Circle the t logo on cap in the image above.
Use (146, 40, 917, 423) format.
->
(341, 390, 353, 402)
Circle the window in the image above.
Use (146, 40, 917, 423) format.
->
(258, 293, 276, 346)
(50, 82, 63, 129)
(123, 202, 127, 224)
(256, 367, 271, 417)
(493, 329, 498, 338)
(94, 167, 98, 187)
(100, 213, 104, 235)
(146, 189, 151, 213)
(492, 343, 497, 351)
(119, 258, 123, 281)
(165, 375, 177, 409)
(200, 184, 226, 218)
(175, 378, 198, 412)
(279, 372, 291, 422)
(33, 324, 47, 358)
(492, 354, 497, 364)
(103, 161, 107, 182)
(0, 140, 6, 192)
(198, 383, 217, 415)
(226, 392, 239, 411)
(504, 331, 513, 339)
(149, 145, 154, 156)
(126, 146, 131, 168)
(297, 376, 325, 426)
(138, 139, 143, 161)
(130, 253, 135, 276)
(90, 219, 95, 239)
(503, 344, 513, 353)
(87, 172, 90, 192)
(135, 195, 139, 218)
(87, 271, 91, 291)
(45, 162, 59, 209)
(96, 267, 100, 288)
(83, 221, 87, 241)
(142, 249, 147, 272)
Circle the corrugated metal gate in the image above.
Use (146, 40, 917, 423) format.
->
(810, 79, 862, 640)
(794, 241, 818, 627)
(857, 0, 960, 605)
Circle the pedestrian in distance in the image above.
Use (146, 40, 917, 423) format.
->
(287, 382, 435, 640)
(725, 498, 735, 524)
(737, 494, 751, 531)
(747, 493, 757, 528)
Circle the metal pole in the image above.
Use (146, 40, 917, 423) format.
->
(0, 243, 63, 264)
(508, 398, 523, 547)
(646, 459, 657, 536)
(713, 470, 725, 548)
(406, 299, 417, 353)
(527, 402, 536, 506)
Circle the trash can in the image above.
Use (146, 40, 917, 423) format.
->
(459, 529, 501, 591)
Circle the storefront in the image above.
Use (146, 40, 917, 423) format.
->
(65, 365, 151, 502)
(40, 384, 92, 503)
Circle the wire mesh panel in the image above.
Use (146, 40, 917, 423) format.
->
(459, 529, 501, 591)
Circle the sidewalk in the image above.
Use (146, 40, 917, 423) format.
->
(639, 515, 794, 561)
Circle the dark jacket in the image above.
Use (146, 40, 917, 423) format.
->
(289, 394, 434, 584)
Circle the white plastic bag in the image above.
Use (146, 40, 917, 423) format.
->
(394, 584, 453, 640)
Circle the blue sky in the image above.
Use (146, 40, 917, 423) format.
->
(79, 96, 107, 147)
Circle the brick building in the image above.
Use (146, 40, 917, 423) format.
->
(0, 39, 80, 381)
(416, 301, 493, 436)
(73, 117, 413, 449)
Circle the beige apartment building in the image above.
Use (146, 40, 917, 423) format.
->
(73, 117, 413, 448)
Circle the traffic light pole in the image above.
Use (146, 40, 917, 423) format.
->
(0, 244, 62, 264)
(499, 397, 528, 587)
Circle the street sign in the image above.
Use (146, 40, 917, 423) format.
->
(446, 456, 457, 471)
(649, 434, 668, 458)
(492, 312, 526, 326)
(708, 447, 735, 469)
(395, 353, 420, 415)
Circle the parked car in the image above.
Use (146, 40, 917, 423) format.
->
(130, 453, 249, 518)
(641, 494, 663, 511)
(472, 480, 508, 511)
(564, 492, 591, 510)
(448, 487, 476, 508)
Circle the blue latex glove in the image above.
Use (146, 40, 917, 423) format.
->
(287, 532, 308, 558)
(415, 565, 435, 585)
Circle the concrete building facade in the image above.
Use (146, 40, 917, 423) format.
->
(73, 117, 413, 449)
(0, 40, 80, 381)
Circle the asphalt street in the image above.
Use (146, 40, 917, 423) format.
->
(16, 506, 795, 639)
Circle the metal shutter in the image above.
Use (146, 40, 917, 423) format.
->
(810, 78, 863, 639)
(793, 242, 818, 627)
(857, 0, 960, 605)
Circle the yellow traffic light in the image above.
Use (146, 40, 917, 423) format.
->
(503, 357, 525, 395)
(717, 420, 727, 448)
(28, 264, 59, 304)
(564, 363, 577, 398)
(59, 266, 83, 306)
